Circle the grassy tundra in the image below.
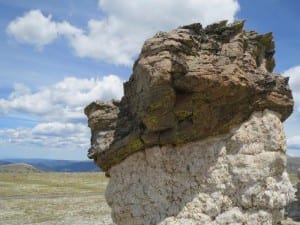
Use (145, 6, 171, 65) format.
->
(0, 172, 113, 225)
(0, 172, 299, 225)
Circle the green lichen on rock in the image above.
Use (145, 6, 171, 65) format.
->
(251, 32, 275, 72)
(266, 58, 276, 73)
(228, 20, 245, 34)
(205, 20, 228, 33)
(142, 116, 160, 131)
(174, 110, 192, 121)
(119, 137, 144, 155)
(141, 86, 175, 131)
(146, 87, 175, 113)
(101, 136, 145, 171)
(259, 32, 275, 50)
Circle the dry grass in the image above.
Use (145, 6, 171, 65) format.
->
(0, 172, 298, 225)
(0, 172, 113, 225)
(0, 172, 108, 197)
(289, 173, 299, 185)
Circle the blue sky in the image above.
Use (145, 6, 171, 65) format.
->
(0, 0, 299, 160)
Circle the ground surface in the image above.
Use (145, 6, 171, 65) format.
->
(0, 172, 299, 225)
(0, 172, 113, 225)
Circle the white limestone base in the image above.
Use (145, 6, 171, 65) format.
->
(105, 110, 295, 225)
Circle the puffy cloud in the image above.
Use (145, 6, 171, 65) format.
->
(0, 122, 89, 150)
(7, 0, 240, 65)
(0, 75, 123, 121)
(0, 75, 123, 154)
(283, 66, 300, 112)
(287, 134, 300, 156)
(287, 149, 300, 157)
(287, 135, 300, 149)
(98, 0, 239, 28)
(56, 21, 82, 37)
(283, 66, 300, 157)
(32, 122, 86, 136)
(70, 0, 239, 65)
(7, 10, 58, 49)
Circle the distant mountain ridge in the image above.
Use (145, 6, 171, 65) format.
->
(0, 157, 298, 173)
(0, 163, 41, 173)
(0, 160, 11, 166)
(0, 158, 100, 172)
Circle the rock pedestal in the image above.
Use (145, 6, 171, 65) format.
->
(85, 21, 294, 225)
(106, 110, 294, 225)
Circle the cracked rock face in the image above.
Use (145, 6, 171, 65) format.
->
(105, 110, 294, 225)
(85, 20, 295, 225)
(84, 101, 119, 160)
(85, 20, 293, 172)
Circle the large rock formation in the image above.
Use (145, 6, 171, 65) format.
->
(85, 20, 294, 224)
(106, 110, 294, 225)
(85, 101, 119, 161)
(85, 20, 293, 172)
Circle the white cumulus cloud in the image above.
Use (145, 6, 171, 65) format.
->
(32, 122, 86, 136)
(0, 75, 123, 121)
(7, 0, 240, 65)
(283, 65, 300, 157)
(283, 66, 300, 113)
(287, 135, 300, 148)
(7, 10, 59, 49)
(0, 122, 89, 150)
(286, 145, 300, 157)
(0, 75, 123, 154)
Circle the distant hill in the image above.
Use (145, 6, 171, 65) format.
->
(0, 160, 11, 166)
(287, 156, 300, 174)
(1, 159, 100, 172)
(0, 163, 41, 173)
(1, 157, 296, 173)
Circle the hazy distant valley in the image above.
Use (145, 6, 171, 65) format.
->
(0, 158, 100, 173)
(1, 156, 299, 173)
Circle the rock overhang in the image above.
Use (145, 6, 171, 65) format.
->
(84, 20, 294, 172)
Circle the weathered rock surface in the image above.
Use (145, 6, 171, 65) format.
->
(85, 20, 293, 171)
(84, 100, 119, 161)
(85, 20, 295, 225)
(105, 110, 294, 225)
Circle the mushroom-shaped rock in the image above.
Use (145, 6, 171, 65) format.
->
(85, 20, 295, 225)
(85, 20, 293, 172)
